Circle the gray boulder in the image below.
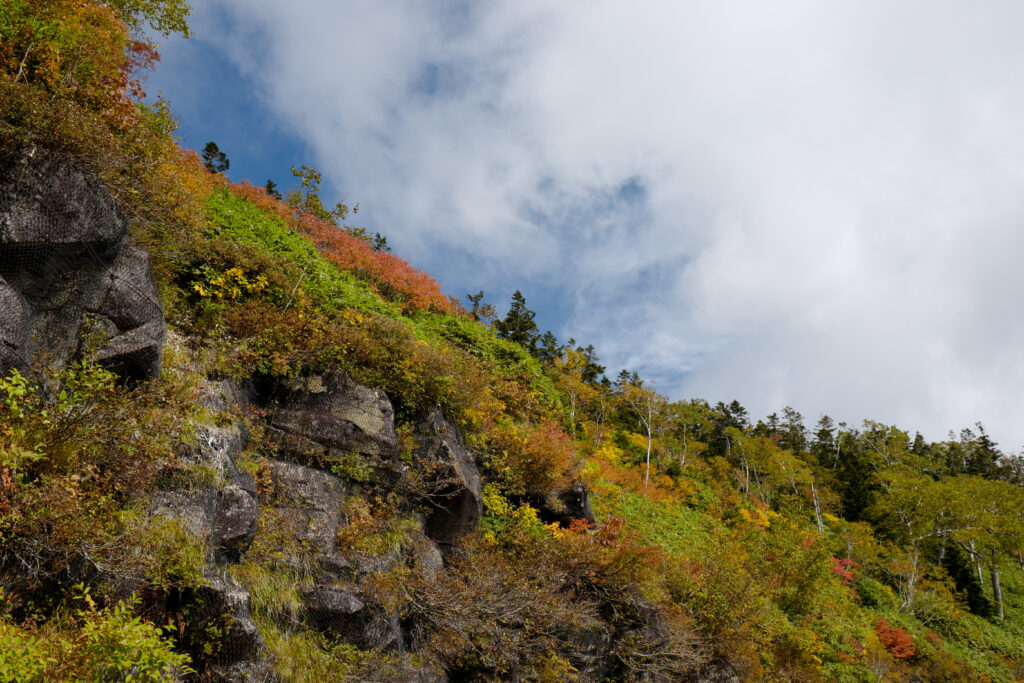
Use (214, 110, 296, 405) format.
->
(536, 478, 597, 528)
(0, 277, 29, 373)
(0, 146, 126, 250)
(150, 424, 260, 564)
(212, 473, 260, 563)
(263, 458, 348, 563)
(149, 413, 268, 676)
(187, 570, 269, 679)
(0, 148, 164, 381)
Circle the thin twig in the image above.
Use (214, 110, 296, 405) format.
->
(16, 40, 34, 81)
(282, 264, 308, 312)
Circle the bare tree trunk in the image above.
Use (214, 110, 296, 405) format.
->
(899, 548, 920, 610)
(1017, 549, 1023, 571)
(282, 264, 308, 312)
(811, 483, 824, 534)
(568, 394, 577, 437)
(644, 420, 652, 486)
(991, 551, 1004, 620)
(970, 540, 984, 586)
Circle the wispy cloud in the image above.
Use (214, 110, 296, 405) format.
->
(157, 0, 1024, 448)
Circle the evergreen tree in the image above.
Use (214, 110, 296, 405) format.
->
(201, 141, 229, 173)
(836, 430, 873, 522)
(811, 415, 838, 467)
(495, 290, 540, 352)
(707, 400, 749, 458)
(536, 330, 561, 365)
(942, 542, 994, 617)
(265, 179, 282, 199)
(781, 406, 807, 455)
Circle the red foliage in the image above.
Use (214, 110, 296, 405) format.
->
(567, 518, 594, 535)
(876, 619, 915, 659)
(594, 517, 627, 549)
(227, 181, 463, 315)
(830, 557, 858, 586)
(679, 559, 704, 581)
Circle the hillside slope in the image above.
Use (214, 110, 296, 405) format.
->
(2, 3, 1024, 682)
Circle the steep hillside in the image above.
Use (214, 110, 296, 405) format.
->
(2, 3, 1024, 682)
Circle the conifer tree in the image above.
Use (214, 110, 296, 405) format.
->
(201, 141, 229, 173)
(495, 290, 540, 352)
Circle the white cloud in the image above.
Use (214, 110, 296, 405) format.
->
(165, 0, 1024, 448)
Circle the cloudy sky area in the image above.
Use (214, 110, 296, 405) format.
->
(149, 1, 1024, 449)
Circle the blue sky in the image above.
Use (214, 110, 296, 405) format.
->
(147, 1, 1024, 450)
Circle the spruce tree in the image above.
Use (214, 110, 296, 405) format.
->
(495, 290, 540, 352)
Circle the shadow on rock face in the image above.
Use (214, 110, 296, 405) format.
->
(414, 406, 483, 553)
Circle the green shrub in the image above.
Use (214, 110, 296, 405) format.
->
(0, 588, 191, 682)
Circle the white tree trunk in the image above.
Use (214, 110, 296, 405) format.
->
(991, 551, 1004, 620)
(970, 540, 984, 586)
(644, 420, 652, 486)
(811, 483, 825, 534)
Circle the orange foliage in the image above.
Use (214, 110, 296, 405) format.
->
(486, 419, 574, 495)
(876, 619, 915, 659)
(226, 181, 463, 315)
(2, 1, 153, 129)
(588, 444, 685, 505)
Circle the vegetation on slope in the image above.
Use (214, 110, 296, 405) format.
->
(2, 1, 1024, 681)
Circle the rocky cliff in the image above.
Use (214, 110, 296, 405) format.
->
(0, 149, 735, 682)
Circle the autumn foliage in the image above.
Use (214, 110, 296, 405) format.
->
(227, 182, 461, 314)
(875, 618, 915, 659)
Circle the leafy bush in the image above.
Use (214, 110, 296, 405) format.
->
(0, 360, 202, 595)
(483, 419, 573, 497)
(0, 588, 190, 682)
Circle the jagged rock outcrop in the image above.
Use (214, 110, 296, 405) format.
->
(0, 147, 164, 381)
(414, 406, 483, 550)
(261, 458, 398, 642)
(188, 571, 271, 682)
(150, 423, 260, 564)
(255, 371, 402, 484)
(263, 458, 349, 565)
(149, 381, 267, 680)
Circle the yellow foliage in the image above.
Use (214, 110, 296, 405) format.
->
(192, 266, 268, 300)
(482, 483, 511, 516)
(739, 507, 771, 529)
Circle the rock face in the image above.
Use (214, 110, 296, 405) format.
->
(258, 371, 401, 482)
(0, 148, 164, 381)
(150, 424, 260, 564)
(263, 458, 348, 563)
(149, 383, 267, 680)
(414, 406, 483, 551)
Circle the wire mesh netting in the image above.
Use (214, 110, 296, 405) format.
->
(0, 147, 164, 381)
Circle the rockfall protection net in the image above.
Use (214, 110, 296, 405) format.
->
(0, 149, 165, 381)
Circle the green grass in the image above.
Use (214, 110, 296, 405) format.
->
(205, 189, 401, 318)
(591, 486, 711, 557)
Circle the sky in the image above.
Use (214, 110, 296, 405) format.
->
(146, 1, 1024, 450)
